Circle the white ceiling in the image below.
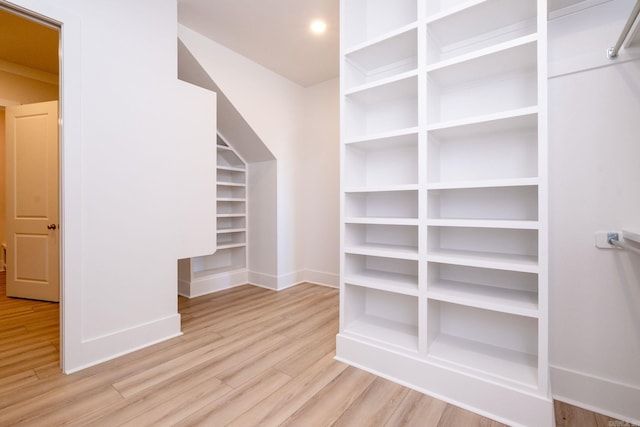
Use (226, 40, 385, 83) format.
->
(177, 0, 588, 88)
(177, 0, 340, 87)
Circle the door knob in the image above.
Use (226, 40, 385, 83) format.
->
(47, 224, 57, 230)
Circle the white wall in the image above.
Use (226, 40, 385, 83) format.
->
(299, 78, 340, 287)
(548, 0, 640, 423)
(7, 0, 216, 372)
(179, 25, 340, 289)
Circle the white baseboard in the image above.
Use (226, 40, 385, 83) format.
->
(64, 313, 182, 374)
(303, 269, 339, 288)
(337, 334, 555, 427)
(179, 269, 248, 298)
(551, 365, 640, 425)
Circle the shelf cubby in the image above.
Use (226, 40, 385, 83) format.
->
(427, 111, 538, 185)
(345, 190, 418, 220)
(217, 200, 246, 215)
(192, 246, 247, 277)
(427, 226, 538, 273)
(217, 184, 246, 199)
(218, 149, 246, 169)
(217, 230, 246, 247)
(427, 300, 538, 387)
(344, 132, 418, 188)
(427, 186, 538, 222)
(427, 263, 538, 316)
(344, 284, 419, 351)
(217, 215, 245, 231)
(342, 0, 417, 49)
(426, 0, 537, 64)
(345, 223, 419, 259)
(426, 41, 537, 125)
(217, 168, 245, 185)
(344, 75, 418, 139)
(345, 27, 417, 90)
(344, 254, 419, 295)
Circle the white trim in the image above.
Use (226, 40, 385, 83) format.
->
(336, 334, 554, 427)
(551, 365, 640, 425)
(182, 269, 249, 298)
(64, 314, 182, 373)
(302, 269, 339, 288)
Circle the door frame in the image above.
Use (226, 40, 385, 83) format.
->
(0, 0, 82, 373)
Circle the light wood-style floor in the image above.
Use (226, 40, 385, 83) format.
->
(0, 272, 626, 426)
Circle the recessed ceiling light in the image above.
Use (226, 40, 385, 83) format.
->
(310, 19, 327, 35)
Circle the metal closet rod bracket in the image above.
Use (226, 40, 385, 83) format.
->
(607, 232, 640, 256)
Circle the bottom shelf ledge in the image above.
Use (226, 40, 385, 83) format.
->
(344, 315, 418, 353)
(427, 334, 538, 389)
(193, 265, 247, 279)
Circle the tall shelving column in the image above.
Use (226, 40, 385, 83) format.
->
(338, 1, 553, 425)
(178, 134, 248, 297)
(339, 0, 421, 354)
(424, 0, 548, 394)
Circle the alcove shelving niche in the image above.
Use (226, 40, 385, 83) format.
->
(178, 134, 248, 297)
(336, 1, 553, 425)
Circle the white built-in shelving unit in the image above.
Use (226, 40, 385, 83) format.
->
(337, 1, 552, 425)
(178, 135, 248, 296)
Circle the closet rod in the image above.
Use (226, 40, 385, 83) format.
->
(607, 0, 640, 59)
(608, 233, 640, 256)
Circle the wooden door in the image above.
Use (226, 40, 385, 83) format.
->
(5, 101, 59, 302)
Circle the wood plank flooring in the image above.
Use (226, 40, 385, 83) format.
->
(0, 271, 628, 426)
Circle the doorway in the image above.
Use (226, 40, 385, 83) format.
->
(0, 5, 61, 372)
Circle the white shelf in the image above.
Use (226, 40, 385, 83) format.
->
(217, 242, 246, 250)
(217, 228, 246, 234)
(345, 72, 418, 104)
(427, 106, 538, 135)
(345, 190, 418, 220)
(428, 280, 538, 317)
(216, 181, 246, 187)
(193, 264, 246, 279)
(343, 0, 417, 49)
(344, 271, 419, 296)
(217, 197, 246, 202)
(344, 185, 419, 193)
(427, 178, 539, 190)
(427, 219, 539, 229)
(345, 316, 418, 352)
(344, 217, 419, 226)
(345, 243, 419, 260)
(427, 249, 538, 273)
(344, 26, 417, 91)
(344, 22, 418, 57)
(217, 213, 247, 218)
(344, 127, 419, 146)
(428, 334, 538, 388)
(426, 0, 537, 64)
(427, 185, 538, 222)
(217, 165, 245, 173)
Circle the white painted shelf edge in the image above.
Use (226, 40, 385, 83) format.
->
(344, 217, 419, 226)
(426, 219, 539, 229)
(427, 280, 538, 318)
(427, 249, 538, 274)
(427, 177, 539, 190)
(343, 21, 419, 56)
(345, 243, 419, 260)
(344, 271, 419, 296)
